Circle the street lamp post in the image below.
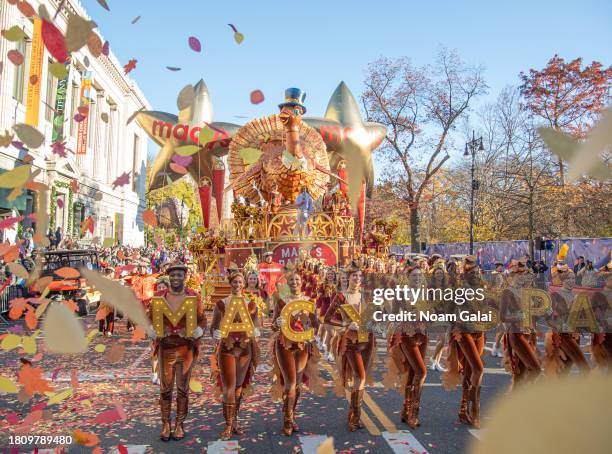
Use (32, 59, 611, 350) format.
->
(464, 131, 484, 255)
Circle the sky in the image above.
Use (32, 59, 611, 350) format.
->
(80, 0, 612, 151)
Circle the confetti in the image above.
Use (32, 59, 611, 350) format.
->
(177, 84, 195, 110)
(112, 171, 130, 189)
(94, 343, 106, 353)
(65, 13, 96, 53)
(131, 16, 141, 24)
(0, 165, 31, 188)
(188, 36, 201, 52)
(250, 89, 264, 104)
(142, 209, 157, 227)
(95, 0, 110, 11)
(124, 58, 137, 74)
(189, 379, 202, 392)
(7, 49, 24, 66)
(13, 123, 44, 148)
(2, 25, 27, 42)
(1, 333, 22, 350)
(0, 376, 19, 393)
(42, 302, 87, 354)
(73, 429, 100, 447)
(18, 364, 54, 396)
(41, 19, 69, 63)
(49, 62, 68, 79)
(47, 388, 72, 405)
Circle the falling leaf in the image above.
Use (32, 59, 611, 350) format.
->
(188, 36, 201, 52)
(2, 26, 27, 42)
(142, 209, 157, 227)
(239, 147, 263, 164)
(17, 1, 36, 18)
(0, 130, 13, 147)
(131, 326, 145, 341)
(250, 89, 264, 104)
(166, 66, 181, 71)
(95, 0, 110, 11)
(112, 171, 130, 189)
(38, 4, 51, 21)
(171, 154, 192, 168)
(102, 237, 114, 247)
(73, 429, 100, 447)
(22, 332, 37, 353)
(65, 13, 96, 53)
(104, 343, 125, 363)
(177, 84, 195, 110)
(42, 302, 86, 354)
(198, 126, 216, 145)
(189, 379, 202, 392)
(29, 74, 38, 85)
(94, 343, 106, 353)
(123, 58, 137, 74)
(41, 19, 69, 63)
(3, 244, 20, 262)
(131, 15, 141, 24)
(56, 198, 64, 209)
(1, 333, 22, 350)
(8, 262, 28, 279)
(94, 191, 103, 201)
(87, 31, 103, 57)
(24, 308, 37, 330)
(101, 40, 109, 56)
(33, 276, 53, 293)
(228, 24, 244, 44)
(13, 124, 44, 148)
(74, 113, 85, 123)
(0, 376, 19, 393)
(175, 145, 200, 156)
(0, 165, 31, 188)
(8, 49, 24, 66)
(51, 140, 67, 158)
(54, 267, 80, 279)
(83, 55, 90, 67)
(47, 388, 72, 405)
(80, 216, 94, 235)
(0, 215, 24, 229)
(169, 162, 187, 174)
(81, 269, 149, 328)
(48, 62, 68, 79)
(100, 112, 108, 124)
(18, 364, 54, 396)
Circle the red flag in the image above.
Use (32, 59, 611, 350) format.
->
(212, 159, 225, 223)
(198, 179, 212, 228)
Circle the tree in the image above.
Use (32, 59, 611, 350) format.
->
(362, 48, 487, 252)
(519, 55, 612, 185)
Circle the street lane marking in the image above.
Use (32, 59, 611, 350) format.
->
(382, 430, 429, 454)
(469, 429, 484, 440)
(299, 435, 330, 454)
(363, 392, 397, 433)
(207, 440, 240, 453)
(320, 362, 381, 435)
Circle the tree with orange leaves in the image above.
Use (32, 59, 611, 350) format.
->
(519, 55, 612, 185)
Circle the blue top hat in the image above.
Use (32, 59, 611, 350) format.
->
(278, 87, 307, 114)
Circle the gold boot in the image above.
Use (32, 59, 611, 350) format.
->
(220, 403, 235, 440)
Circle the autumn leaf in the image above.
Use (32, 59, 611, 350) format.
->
(42, 302, 86, 354)
(2, 26, 27, 42)
(142, 209, 157, 227)
(9, 298, 28, 320)
(1, 333, 22, 350)
(73, 429, 100, 447)
(175, 145, 200, 156)
(48, 62, 68, 79)
(123, 58, 137, 74)
(54, 267, 80, 279)
(112, 171, 130, 189)
(87, 31, 102, 57)
(51, 140, 67, 157)
(17, 1, 36, 18)
(131, 325, 145, 342)
(33, 276, 53, 293)
(169, 162, 187, 174)
(0, 215, 24, 229)
(250, 89, 264, 104)
(228, 24, 244, 44)
(65, 13, 96, 53)
(0, 376, 19, 393)
(62, 299, 79, 313)
(70, 179, 78, 192)
(188, 36, 201, 52)
(41, 20, 69, 63)
(47, 388, 72, 405)
(18, 364, 54, 396)
(24, 307, 37, 330)
(13, 123, 44, 148)
(131, 16, 141, 24)
(7, 49, 24, 65)
(95, 0, 110, 11)
(3, 244, 21, 262)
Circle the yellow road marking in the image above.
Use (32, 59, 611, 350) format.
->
(363, 392, 397, 433)
(320, 361, 383, 435)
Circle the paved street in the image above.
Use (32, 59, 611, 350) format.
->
(0, 313, 513, 454)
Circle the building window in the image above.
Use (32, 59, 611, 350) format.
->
(45, 61, 58, 122)
(12, 39, 29, 103)
(132, 134, 140, 192)
(69, 83, 79, 138)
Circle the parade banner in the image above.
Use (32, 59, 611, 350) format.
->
(25, 18, 44, 127)
(51, 62, 71, 142)
(76, 72, 93, 155)
(270, 241, 338, 266)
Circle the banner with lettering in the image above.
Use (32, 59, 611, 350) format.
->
(25, 18, 44, 127)
(51, 62, 71, 143)
(76, 71, 93, 155)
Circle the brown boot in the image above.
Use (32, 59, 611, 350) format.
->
(401, 386, 411, 423)
(220, 403, 235, 440)
(469, 386, 481, 429)
(159, 398, 172, 442)
(407, 385, 422, 429)
(233, 394, 244, 435)
(172, 396, 188, 440)
(292, 387, 300, 432)
(348, 390, 364, 431)
(282, 394, 295, 436)
(458, 384, 470, 424)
